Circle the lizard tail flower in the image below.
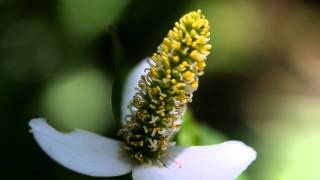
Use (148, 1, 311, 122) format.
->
(118, 9, 211, 165)
(29, 10, 256, 180)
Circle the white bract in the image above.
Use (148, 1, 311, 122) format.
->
(29, 59, 256, 180)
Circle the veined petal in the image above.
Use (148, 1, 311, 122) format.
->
(121, 58, 149, 124)
(132, 141, 256, 180)
(29, 118, 133, 177)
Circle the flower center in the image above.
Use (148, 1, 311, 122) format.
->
(117, 10, 211, 165)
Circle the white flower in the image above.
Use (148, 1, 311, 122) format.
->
(29, 59, 256, 180)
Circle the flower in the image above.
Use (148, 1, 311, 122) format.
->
(29, 10, 256, 180)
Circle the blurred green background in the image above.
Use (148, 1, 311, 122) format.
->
(1, 0, 320, 179)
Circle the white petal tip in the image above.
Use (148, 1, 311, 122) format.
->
(221, 140, 257, 165)
(29, 118, 46, 128)
(29, 118, 47, 132)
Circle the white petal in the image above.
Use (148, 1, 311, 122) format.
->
(121, 58, 150, 124)
(132, 141, 256, 180)
(29, 118, 133, 177)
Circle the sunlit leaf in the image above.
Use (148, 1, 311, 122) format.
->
(177, 110, 200, 146)
(41, 67, 113, 133)
(177, 110, 226, 146)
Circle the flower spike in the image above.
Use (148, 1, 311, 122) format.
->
(118, 10, 212, 164)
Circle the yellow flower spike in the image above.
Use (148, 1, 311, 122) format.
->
(118, 9, 211, 164)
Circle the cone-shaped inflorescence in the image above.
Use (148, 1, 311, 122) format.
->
(118, 10, 211, 165)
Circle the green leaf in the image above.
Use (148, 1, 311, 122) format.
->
(198, 125, 225, 145)
(177, 110, 201, 146)
(177, 110, 226, 146)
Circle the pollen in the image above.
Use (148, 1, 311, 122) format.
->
(172, 40, 181, 50)
(118, 9, 211, 164)
(190, 50, 205, 62)
(183, 71, 195, 82)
